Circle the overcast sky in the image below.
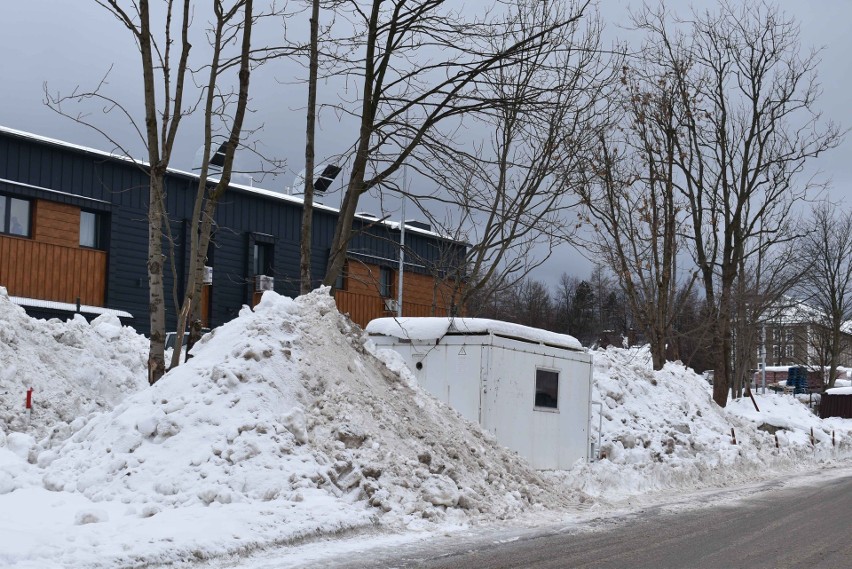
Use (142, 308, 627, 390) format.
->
(1, 1, 850, 287)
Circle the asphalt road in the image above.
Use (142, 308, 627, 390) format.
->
(196, 468, 852, 569)
(394, 473, 852, 569)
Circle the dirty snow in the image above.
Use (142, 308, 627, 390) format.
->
(1, 288, 571, 568)
(0, 287, 851, 568)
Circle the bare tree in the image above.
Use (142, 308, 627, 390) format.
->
(634, 1, 842, 406)
(414, 0, 609, 311)
(729, 237, 799, 398)
(575, 54, 693, 370)
(170, 0, 265, 371)
(553, 273, 580, 335)
(299, 0, 321, 294)
(85, 0, 198, 384)
(670, 283, 714, 370)
(317, 0, 597, 291)
(793, 203, 852, 390)
(47, 0, 285, 383)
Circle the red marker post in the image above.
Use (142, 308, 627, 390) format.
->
(24, 387, 34, 428)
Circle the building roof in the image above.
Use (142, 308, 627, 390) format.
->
(366, 317, 584, 351)
(0, 125, 454, 241)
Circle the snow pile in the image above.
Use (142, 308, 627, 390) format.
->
(0, 287, 147, 440)
(558, 346, 852, 502)
(1, 288, 851, 568)
(3, 289, 570, 567)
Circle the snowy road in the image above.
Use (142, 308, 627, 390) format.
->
(399, 471, 852, 568)
(193, 466, 852, 569)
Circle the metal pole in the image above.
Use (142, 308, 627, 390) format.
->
(397, 133, 406, 318)
(760, 324, 767, 394)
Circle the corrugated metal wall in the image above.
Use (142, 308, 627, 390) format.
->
(820, 394, 852, 419)
(0, 130, 465, 335)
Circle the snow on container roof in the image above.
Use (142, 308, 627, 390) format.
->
(366, 317, 584, 351)
(825, 387, 852, 395)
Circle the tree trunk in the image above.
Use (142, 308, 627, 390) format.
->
(147, 173, 167, 385)
(300, 0, 320, 295)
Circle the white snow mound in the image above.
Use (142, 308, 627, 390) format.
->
(0, 291, 148, 441)
(558, 346, 852, 501)
(44, 289, 571, 533)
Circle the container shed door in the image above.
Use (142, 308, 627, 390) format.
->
(441, 341, 483, 423)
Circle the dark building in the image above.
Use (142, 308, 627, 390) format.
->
(0, 126, 463, 333)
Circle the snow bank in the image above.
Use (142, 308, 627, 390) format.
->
(0, 287, 148, 441)
(1, 288, 851, 568)
(556, 346, 852, 502)
(2, 289, 571, 568)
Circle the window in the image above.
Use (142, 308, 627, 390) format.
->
(379, 266, 394, 298)
(254, 242, 274, 276)
(785, 330, 794, 343)
(534, 369, 559, 409)
(772, 328, 780, 342)
(79, 211, 104, 249)
(785, 345, 794, 358)
(335, 261, 348, 291)
(773, 346, 780, 360)
(0, 195, 31, 237)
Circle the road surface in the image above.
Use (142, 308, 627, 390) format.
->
(196, 467, 852, 569)
(400, 472, 852, 569)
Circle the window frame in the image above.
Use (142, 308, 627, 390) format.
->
(0, 195, 32, 238)
(79, 210, 105, 249)
(253, 241, 274, 276)
(379, 265, 394, 298)
(534, 367, 560, 411)
(335, 260, 349, 291)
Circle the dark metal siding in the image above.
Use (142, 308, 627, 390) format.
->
(820, 394, 852, 419)
(0, 129, 465, 335)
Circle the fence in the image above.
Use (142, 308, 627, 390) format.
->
(819, 394, 852, 419)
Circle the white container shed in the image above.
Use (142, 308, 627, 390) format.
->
(366, 317, 593, 469)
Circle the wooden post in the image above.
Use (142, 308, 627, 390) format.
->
(810, 427, 815, 447)
(731, 428, 737, 445)
(832, 430, 835, 447)
(748, 389, 760, 412)
(774, 433, 779, 448)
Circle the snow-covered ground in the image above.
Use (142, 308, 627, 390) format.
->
(1, 286, 850, 568)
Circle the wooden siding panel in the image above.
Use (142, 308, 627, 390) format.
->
(1, 131, 465, 334)
(334, 260, 457, 328)
(34, 200, 80, 247)
(345, 261, 382, 297)
(0, 235, 105, 305)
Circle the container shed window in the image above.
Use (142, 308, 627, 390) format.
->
(534, 369, 559, 409)
(1, 195, 31, 237)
